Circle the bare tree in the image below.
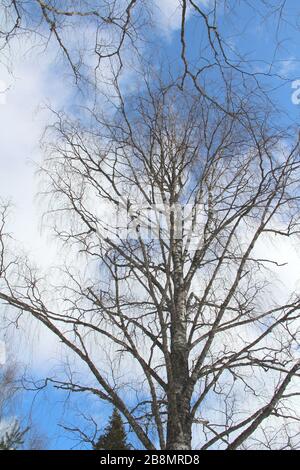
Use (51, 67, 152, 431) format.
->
(1, 70, 300, 449)
(1, 0, 300, 451)
(0, 0, 144, 77)
(0, 1, 297, 108)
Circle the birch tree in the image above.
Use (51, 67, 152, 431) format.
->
(0, 0, 300, 451)
(1, 75, 300, 449)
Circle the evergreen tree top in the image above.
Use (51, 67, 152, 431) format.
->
(94, 408, 131, 451)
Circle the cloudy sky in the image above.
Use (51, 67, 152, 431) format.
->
(0, 0, 201, 448)
(1, 0, 300, 449)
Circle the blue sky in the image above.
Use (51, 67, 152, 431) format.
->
(1, 0, 300, 449)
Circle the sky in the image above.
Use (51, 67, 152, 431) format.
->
(1, 0, 300, 449)
(0, 0, 197, 449)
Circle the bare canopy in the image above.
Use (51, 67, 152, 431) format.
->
(0, 0, 300, 450)
(1, 73, 300, 448)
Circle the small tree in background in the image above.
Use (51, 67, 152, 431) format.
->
(0, 421, 29, 450)
(0, 363, 27, 450)
(0, 360, 46, 450)
(95, 409, 131, 450)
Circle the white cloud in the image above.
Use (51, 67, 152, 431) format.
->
(0, 39, 72, 268)
(152, 0, 185, 33)
(152, 0, 210, 35)
(0, 38, 73, 370)
(153, 0, 207, 35)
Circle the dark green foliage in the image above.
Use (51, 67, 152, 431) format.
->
(94, 409, 131, 450)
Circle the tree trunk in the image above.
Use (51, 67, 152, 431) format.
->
(166, 232, 192, 450)
(166, 319, 192, 449)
